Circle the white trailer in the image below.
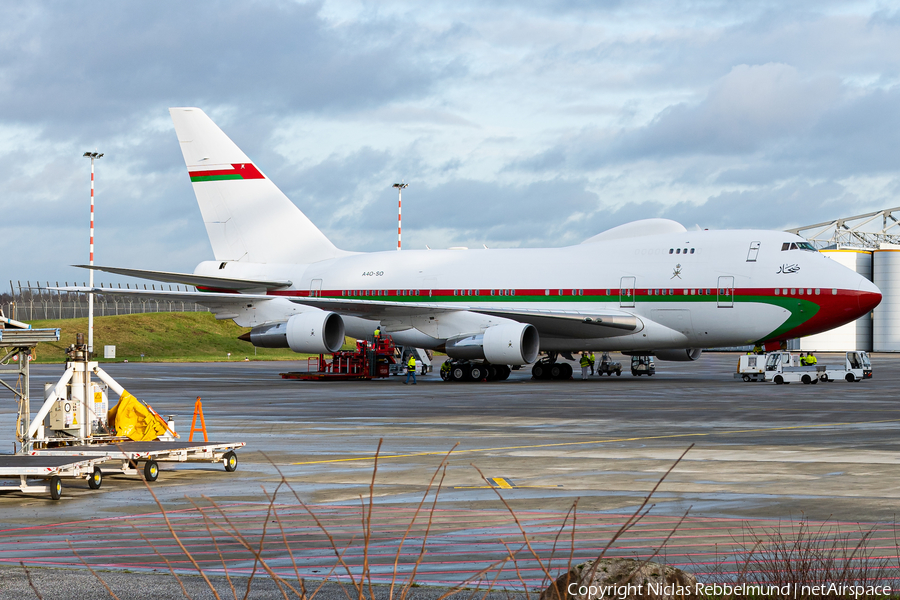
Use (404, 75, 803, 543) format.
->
(0, 454, 110, 500)
(32, 440, 245, 482)
(734, 354, 766, 381)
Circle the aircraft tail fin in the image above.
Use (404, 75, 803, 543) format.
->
(169, 107, 344, 264)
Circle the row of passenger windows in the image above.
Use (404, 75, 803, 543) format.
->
(340, 288, 836, 297)
(775, 288, 838, 295)
(669, 248, 695, 254)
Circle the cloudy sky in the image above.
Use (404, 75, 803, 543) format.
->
(2, 1, 899, 285)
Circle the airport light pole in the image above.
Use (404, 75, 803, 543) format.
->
(392, 182, 407, 250)
(83, 151, 103, 355)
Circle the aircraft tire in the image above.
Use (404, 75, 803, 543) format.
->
(561, 363, 573, 379)
(550, 364, 563, 379)
(451, 365, 467, 382)
(497, 365, 511, 380)
(469, 364, 485, 381)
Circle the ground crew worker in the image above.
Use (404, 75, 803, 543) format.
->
(753, 345, 764, 355)
(800, 352, 810, 366)
(807, 352, 817, 366)
(405, 354, 417, 385)
(589, 351, 596, 376)
(373, 327, 381, 341)
(440, 360, 451, 380)
(579, 352, 591, 380)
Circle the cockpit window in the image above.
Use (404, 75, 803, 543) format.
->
(781, 241, 818, 252)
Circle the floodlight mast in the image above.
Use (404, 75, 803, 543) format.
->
(392, 182, 408, 250)
(83, 151, 103, 355)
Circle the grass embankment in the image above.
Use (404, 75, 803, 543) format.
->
(25, 312, 351, 363)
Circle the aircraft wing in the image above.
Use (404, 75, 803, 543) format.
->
(73, 265, 292, 291)
(52, 286, 272, 303)
(285, 297, 641, 338)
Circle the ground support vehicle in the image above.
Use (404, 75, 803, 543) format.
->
(735, 354, 767, 382)
(0, 455, 110, 500)
(631, 355, 655, 376)
(32, 440, 245, 482)
(816, 351, 873, 382)
(530, 358, 572, 381)
(597, 360, 622, 376)
(443, 359, 512, 382)
(389, 346, 433, 376)
(764, 351, 872, 384)
(281, 336, 398, 380)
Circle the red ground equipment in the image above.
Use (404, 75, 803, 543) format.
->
(280, 336, 399, 381)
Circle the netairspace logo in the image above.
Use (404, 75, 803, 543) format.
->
(568, 582, 893, 599)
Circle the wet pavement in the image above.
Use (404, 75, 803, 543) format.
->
(1, 352, 899, 594)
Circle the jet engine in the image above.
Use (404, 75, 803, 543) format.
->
(240, 312, 345, 354)
(445, 323, 539, 365)
(654, 348, 703, 361)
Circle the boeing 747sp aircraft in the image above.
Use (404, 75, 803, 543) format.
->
(73, 108, 881, 375)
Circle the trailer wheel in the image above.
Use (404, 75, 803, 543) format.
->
(742, 374, 751, 382)
(820, 374, 829, 382)
(143, 460, 159, 482)
(88, 467, 103, 490)
(615, 369, 621, 376)
(223, 451, 238, 472)
(774, 375, 784, 385)
(845, 373, 856, 383)
(49, 475, 62, 500)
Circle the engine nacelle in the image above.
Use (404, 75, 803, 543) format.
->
(654, 348, 703, 362)
(243, 312, 345, 354)
(445, 323, 539, 365)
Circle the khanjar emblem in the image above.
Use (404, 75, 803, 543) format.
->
(671, 264, 683, 279)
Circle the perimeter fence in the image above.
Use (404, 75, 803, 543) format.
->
(1, 280, 209, 321)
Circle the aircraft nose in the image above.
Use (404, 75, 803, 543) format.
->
(857, 277, 882, 314)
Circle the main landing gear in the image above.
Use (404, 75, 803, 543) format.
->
(530, 354, 573, 381)
(441, 360, 512, 382)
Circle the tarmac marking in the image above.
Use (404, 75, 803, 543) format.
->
(291, 418, 900, 465)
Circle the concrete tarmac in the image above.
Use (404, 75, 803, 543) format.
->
(1, 353, 899, 596)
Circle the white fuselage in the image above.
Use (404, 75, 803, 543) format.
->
(196, 228, 880, 353)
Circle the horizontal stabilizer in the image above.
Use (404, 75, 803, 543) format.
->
(73, 265, 291, 291)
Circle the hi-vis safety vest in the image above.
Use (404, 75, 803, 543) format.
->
(374, 328, 381, 337)
(407, 357, 416, 371)
(580, 355, 592, 367)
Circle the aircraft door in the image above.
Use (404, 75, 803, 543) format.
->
(746, 241, 760, 262)
(620, 276, 636, 308)
(310, 278, 323, 298)
(717, 276, 734, 308)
